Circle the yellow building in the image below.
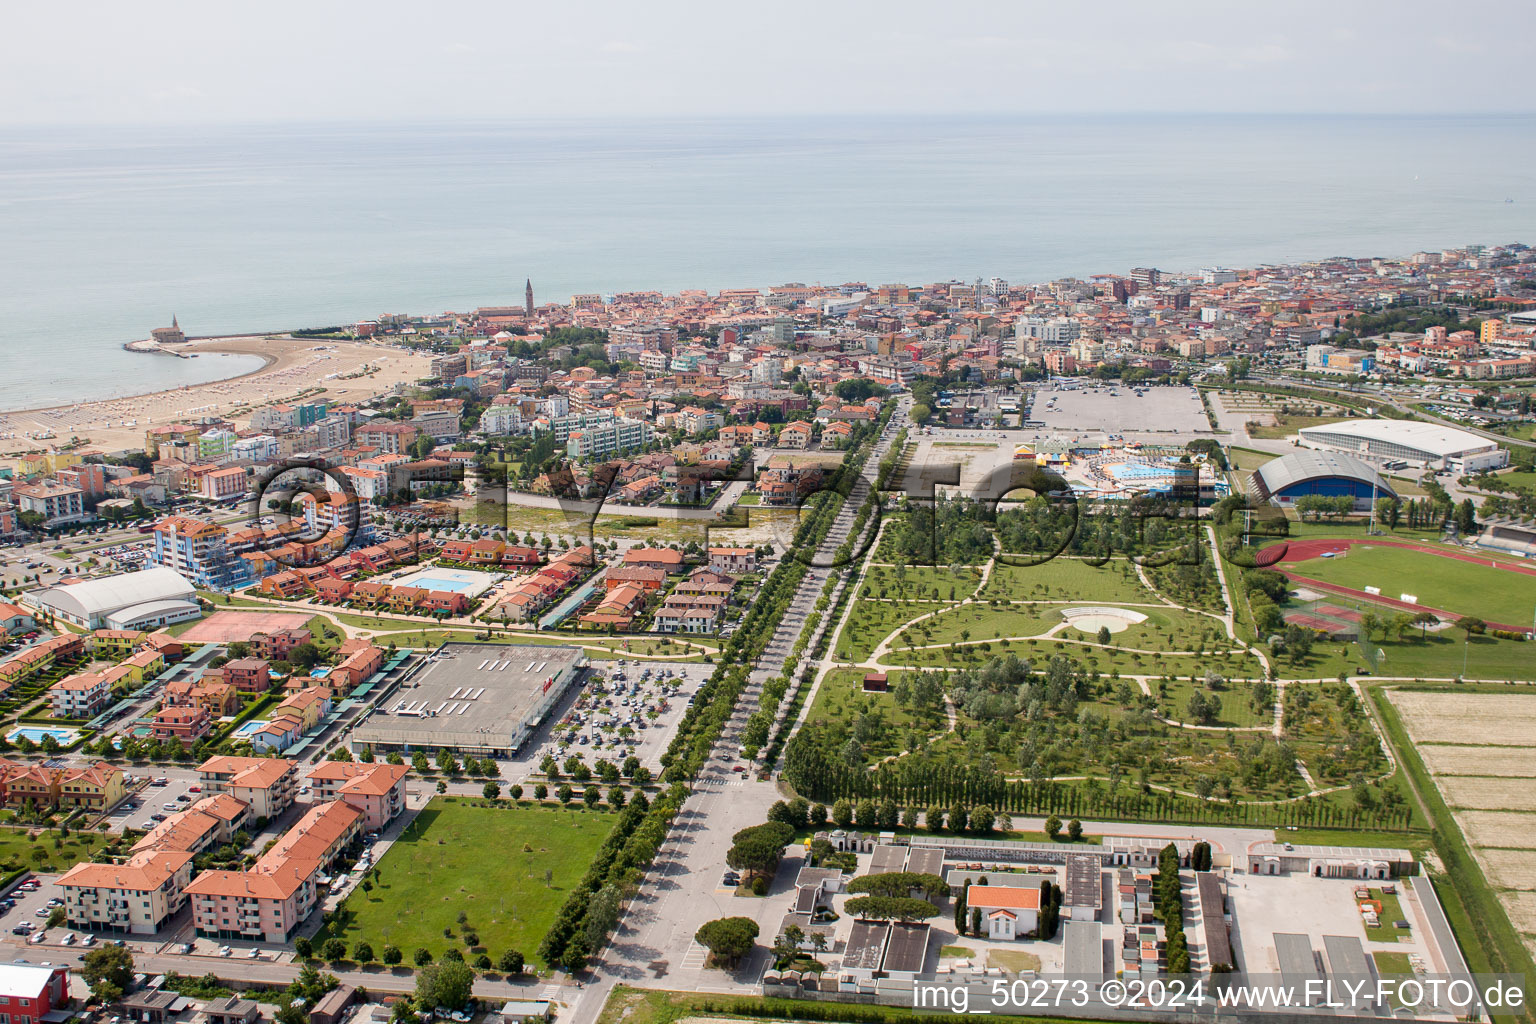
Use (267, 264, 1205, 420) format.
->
(90, 629, 146, 658)
(18, 452, 82, 477)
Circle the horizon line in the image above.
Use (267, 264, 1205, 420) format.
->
(4, 110, 1536, 131)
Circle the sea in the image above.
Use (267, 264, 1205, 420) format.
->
(3, 113, 1535, 411)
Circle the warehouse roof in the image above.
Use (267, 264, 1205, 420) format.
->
(1298, 419, 1498, 458)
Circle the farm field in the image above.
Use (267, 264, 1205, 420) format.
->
(1420, 746, 1536, 777)
(1390, 692, 1536, 747)
(319, 799, 617, 966)
(1389, 688, 1536, 958)
(1437, 777, 1536, 812)
(1280, 544, 1534, 625)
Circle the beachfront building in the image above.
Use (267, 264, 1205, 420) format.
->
(12, 481, 87, 527)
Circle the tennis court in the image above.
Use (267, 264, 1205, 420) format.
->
(179, 610, 313, 642)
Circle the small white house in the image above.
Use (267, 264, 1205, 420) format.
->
(965, 884, 1040, 940)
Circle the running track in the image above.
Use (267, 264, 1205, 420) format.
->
(1255, 537, 1536, 632)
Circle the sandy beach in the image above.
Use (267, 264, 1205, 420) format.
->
(0, 335, 433, 456)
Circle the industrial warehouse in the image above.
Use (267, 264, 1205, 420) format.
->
(348, 642, 587, 757)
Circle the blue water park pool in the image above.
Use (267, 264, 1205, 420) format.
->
(7, 725, 81, 746)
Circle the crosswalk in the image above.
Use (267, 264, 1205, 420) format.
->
(698, 776, 745, 788)
(680, 940, 709, 970)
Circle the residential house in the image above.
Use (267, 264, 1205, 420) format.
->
(152, 705, 212, 743)
(622, 547, 685, 573)
(963, 885, 1040, 940)
(223, 658, 271, 693)
(707, 547, 756, 575)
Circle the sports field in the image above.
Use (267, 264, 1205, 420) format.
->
(1275, 541, 1536, 628)
(177, 609, 314, 642)
(320, 799, 616, 965)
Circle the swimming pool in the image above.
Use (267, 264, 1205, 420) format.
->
(232, 719, 270, 738)
(398, 576, 475, 592)
(1107, 461, 1173, 482)
(7, 726, 81, 746)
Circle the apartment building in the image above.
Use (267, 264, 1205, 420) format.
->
(57, 849, 195, 935)
(0, 962, 70, 1024)
(565, 417, 654, 459)
(152, 516, 247, 590)
(707, 547, 755, 575)
(304, 762, 409, 831)
(12, 481, 86, 526)
(49, 670, 113, 719)
(185, 800, 362, 944)
(0, 760, 125, 811)
(131, 793, 250, 856)
(151, 705, 211, 742)
(198, 756, 298, 820)
(198, 466, 247, 501)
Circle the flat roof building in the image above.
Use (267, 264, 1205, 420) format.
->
(1063, 919, 1105, 980)
(881, 921, 931, 978)
(350, 642, 586, 756)
(1297, 419, 1508, 474)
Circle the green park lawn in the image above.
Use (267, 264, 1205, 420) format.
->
(320, 799, 617, 966)
(1285, 543, 1535, 626)
(0, 826, 112, 873)
(1364, 887, 1412, 942)
(1149, 676, 1271, 728)
(981, 555, 1155, 604)
(1496, 468, 1536, 487)
(910, 603, 1058, 646)
(805, 668, 930, 738)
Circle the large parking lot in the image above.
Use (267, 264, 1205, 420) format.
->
(1031, 384, 1210, 436)
(515, 661, 709, 778)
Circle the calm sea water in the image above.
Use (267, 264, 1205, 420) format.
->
(2, 114, 1534, 410)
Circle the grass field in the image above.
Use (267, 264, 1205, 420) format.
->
(1247, 413, 1349, 439)
(1364, 887, 1411, 942)
(0, 826, 112, 873)
(1285, 544, 1535, 625)
(804, 668, 935, 753)
(320, 799, 617, 965)
(1150, 677, 1270, 728)
(980, 556, 1153, 604)
(1498, 468, 1536, 488)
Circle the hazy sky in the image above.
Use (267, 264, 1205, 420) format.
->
(5, 0, 1531, 124)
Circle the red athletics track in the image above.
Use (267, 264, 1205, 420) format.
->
(1254, 537, 1536, 632)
